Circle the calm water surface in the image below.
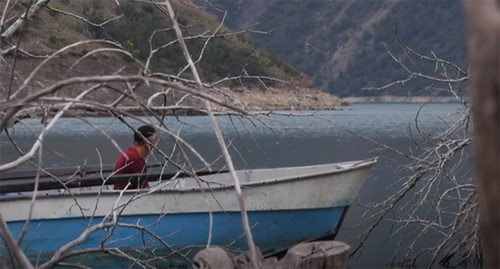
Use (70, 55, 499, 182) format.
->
(0, 103, 469, 268)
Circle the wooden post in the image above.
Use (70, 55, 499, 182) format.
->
(278, 241, 350, 269)
(193, 241, 350, 269)
(464, 0, 500, 268)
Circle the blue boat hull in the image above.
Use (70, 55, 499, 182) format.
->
(7, 206, 347, 267)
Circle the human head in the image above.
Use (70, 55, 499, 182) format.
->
(134, 125, 158, 147)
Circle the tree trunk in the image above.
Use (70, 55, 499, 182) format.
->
(464, 0, 500, 268)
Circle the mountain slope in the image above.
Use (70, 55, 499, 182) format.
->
(199, 0, 468, 97)
(0, 0, 342, 112)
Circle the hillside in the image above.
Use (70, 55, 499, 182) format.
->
(0, 0, 342, 114)
(198, 0, 469, 98)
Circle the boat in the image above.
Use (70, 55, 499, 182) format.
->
(0, 158, 377, 268)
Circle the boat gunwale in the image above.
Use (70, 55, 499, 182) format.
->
(0, 158, 377, 202)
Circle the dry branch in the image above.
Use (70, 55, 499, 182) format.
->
(1, 0, 52, 40)
(353, 21, 479, 267)
(161, 1, 258, 268)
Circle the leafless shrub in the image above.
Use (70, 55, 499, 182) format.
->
(353, 27, 479, 268)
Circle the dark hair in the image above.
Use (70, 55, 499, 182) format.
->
(134, 125, 156, 144)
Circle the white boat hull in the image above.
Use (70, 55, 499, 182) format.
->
(0, 158, 377, 267)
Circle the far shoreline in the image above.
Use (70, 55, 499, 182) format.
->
(341, 95, 466, 104)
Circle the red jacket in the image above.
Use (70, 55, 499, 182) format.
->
(113, 147, 150, 190)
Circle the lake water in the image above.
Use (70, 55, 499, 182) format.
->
(0, 102, 470, 267)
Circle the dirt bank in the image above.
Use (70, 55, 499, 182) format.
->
(226, 86, 345, 111)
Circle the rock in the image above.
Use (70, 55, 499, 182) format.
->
(193, 247, 235, 269)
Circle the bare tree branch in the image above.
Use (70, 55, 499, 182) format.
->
(161, 1, 258, 268)
(1, 0, 51, 40)
(353, 25, 478, 268)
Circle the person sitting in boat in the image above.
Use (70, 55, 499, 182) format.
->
(113, 124, 159, 190)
